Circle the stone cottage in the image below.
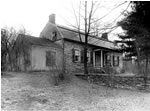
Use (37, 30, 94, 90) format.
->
(40, 14, 123, 73)
(16, 14, 123, 73)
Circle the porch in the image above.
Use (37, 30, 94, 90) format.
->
(93, 48, 120, 69)
(93, 49, 111, 69)
(73, 49, 121, 74)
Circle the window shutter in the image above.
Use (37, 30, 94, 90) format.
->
(90, 51, 93, 64)
(117, 56, 119, 66)
(72, 49, 75, 63)
(108, 54, 111, 66)
(110, 55, 112, 66)
(113, 56, 115, 66)
(81, 50, 84, 63)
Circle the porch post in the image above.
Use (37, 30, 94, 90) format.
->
(101, 50, 103, 67)
(93, 51, 95, 68)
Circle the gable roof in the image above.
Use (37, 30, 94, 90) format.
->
(40, 21, 120, 50)
(16, 34, 62, 49)
(57, 25, 119, 50)
(40, 22, 62, 40)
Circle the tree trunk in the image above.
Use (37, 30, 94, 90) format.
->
(8, 51, 13, 71)
(144, 57, 148, 89)
(135, 41, 141, 75)
(137, 53, 141, 75)
(84, 43, 88, 74)
(84, 1, 88, 75)
(1, 52, 7, 71)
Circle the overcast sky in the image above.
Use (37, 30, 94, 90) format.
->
(1, 0, 131, 40)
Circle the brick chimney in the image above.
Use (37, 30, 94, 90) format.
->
(49, 14, 55, 24)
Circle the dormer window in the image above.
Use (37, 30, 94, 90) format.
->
(52, 32, 57, 41)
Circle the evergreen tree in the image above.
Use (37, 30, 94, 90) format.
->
(117, 1, 150, 88)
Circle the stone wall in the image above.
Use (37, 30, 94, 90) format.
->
(63, 40, 124, 74)
(76, 74, 150, 89)
(64, 40, 93, 73)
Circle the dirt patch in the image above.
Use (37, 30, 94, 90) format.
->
(1, 72, 16, 78)
(1, 72, 150, 111)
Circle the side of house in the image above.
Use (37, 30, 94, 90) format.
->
(40, 14, 123, 74)
(63, 40, 93, 73)
(63, 39, 123, 73)
(31, 45, 63, 71)
(15, 34, 63, 71)
(14, 14, 123, 73)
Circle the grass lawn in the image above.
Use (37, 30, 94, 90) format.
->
(1, 72, 150, 111)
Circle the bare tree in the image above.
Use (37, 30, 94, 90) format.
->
(68, 1, 128, 74)
(69, 1, 98, 74)
(1, 27, 18, 71)
(1, 26, 30, 71)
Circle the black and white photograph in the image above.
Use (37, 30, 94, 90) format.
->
(1, 0, 150, 111)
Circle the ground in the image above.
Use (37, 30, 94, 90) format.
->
(1, 72, 150, 111)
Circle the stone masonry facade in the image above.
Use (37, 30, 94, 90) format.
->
(64, 40, 93, 73)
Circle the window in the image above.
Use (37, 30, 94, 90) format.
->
(24, 53, 30, 66)
(72, 49, 81, 62)
(105, 54, 111, 66)
(113, 56, 119, 66)
(52, 32, 57, 41)
(74, 49, 80, 62)
(46, 51, 56, 66)
(87, 51, 91, 63)
(72, 49, 92, 63)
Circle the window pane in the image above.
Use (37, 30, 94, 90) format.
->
(75, 50, 79, 55)
(75, 56, 79, 61)
(74, 49, 80, 62)
(52, 32, 57, 41)
(24, 53, 30, 66)
(87, 52, 90, 57)
(114, 56, 119, 66)
(87, 51, 90, 63)
(105, 54, 111, 66)
(46, 51, 56, 66)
